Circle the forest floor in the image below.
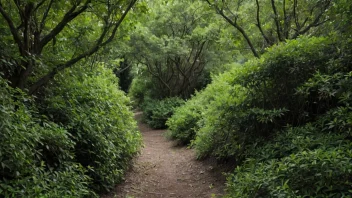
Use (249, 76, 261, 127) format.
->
(102, 112, 227, 198)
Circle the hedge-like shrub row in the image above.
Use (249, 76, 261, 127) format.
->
(168, 36, 352, 197)
(43, 65, 142, 192)
(0, 78, 93, 197)
(0, 65, 142, 196)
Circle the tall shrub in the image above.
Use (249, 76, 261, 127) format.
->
(0, 78, 93, 197)
(167, 67, 244, 144)
(193, 36, 343, 160)
(43, 65, 142, 192)
(169, 35, 352, 197)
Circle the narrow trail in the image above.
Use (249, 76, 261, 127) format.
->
(104, 113, 226, 198)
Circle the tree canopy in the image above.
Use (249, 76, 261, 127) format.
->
(0, 0, 137, 94)
(204, 0, 341, 57)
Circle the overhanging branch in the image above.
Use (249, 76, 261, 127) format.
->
(29, 0, 138, 94)
(39, 0, 91, 52)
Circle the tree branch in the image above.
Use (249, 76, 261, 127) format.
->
(34, 0, 47, 12)
(219, 10, 259, 58)
(29, 0, 138, 94)
(282, 0, 289, 39)
(40, 0, 53, 31)
(205, 0, 260, 58)
(293, 0, 300, 29)
(0, 2, 24, 55)
(39, 0, 91, 52)
(292, 0, 331, 39)
(255, 0, 271, 45)
(270, 0, 283, 42)
(101, 0, 137, 46)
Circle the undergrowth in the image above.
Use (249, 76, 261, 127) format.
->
(0, 65, 142, 196)
(168, 35, 352, 197)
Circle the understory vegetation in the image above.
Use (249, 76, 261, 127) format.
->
(0, 78, 92, 197)
(0, 1, 142, 196)
(0, 66, 141, 196)
(168, 36, 352, 196)
(164, 0, 352, 196)
(43, 66, 142, 192)
(141, 97, 185, 129)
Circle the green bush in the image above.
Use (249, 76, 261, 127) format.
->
(166, 97, 203, 144)
(43, 65, 142, 192)
(1, 164, 92, 198)
(0, 78, 93, 197)
(226, 121, 352, 197)
(193, 36, 347, 160)
(166, 68, 241, 144)
(247, 125, 347, 161)
(128, 77, 151, 108)
(142, 97, 184, 129)
(226, 143, 352, 197)
(169, 35, 352, 197)
(224, 37, 352, 197)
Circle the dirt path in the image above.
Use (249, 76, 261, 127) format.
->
(103, 113, 226, 198)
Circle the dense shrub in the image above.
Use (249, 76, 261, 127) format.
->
(0, 78, 93, 197)
(226, 143, 352, 197)
(128, 77, 151, 108)
(1, 165, 92, 197)
(142, 97, 184, 129)
(247, 125, 347, 161)
(168, 35, 352, 197)
(166, 68, 241, 144)
(165, 97, 203, 144)
(226, 115, 352, 197)
(43, 65, 142, 192)
(224, 37, 352, 197)
(174, 36, 349, 160)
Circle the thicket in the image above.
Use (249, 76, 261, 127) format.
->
(0, 78, 93, 197)
(42, 65, 142, 192)
(166, 65, 240, 144)
(168, 36, 352, 197)
(142, 97, 184, 129)
(126, 0, 236, 129)
(0, 65, 141, 196)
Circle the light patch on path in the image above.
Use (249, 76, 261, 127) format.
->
(103, 113, 226, 198)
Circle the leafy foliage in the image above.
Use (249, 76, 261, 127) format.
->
(184, 36, 345, 159)
(165, 98, 203, 144)
(43, 65, 142, 192)
(166, 64, 241, 144)
(227, 111, 352, 197)
(168, 35, 352, 197)
(0, 0, 137, 94)
(128, 75, 152, 108)
(0, 0, 351, 196)
(0, 78, 93, 197)
(142, 97, 185, 129)
(226, 143, 352, 197)
(204, 0, 341, 58)
(127, 0, 236, 107)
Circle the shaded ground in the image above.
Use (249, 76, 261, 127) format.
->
(103, 113, 227, 198)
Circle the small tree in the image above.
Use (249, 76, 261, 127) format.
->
(129, 0, 226, 99)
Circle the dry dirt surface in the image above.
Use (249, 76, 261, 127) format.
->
(102, 113, 227, 198)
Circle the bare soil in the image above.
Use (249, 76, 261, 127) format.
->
(103, 113, 227, 198)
